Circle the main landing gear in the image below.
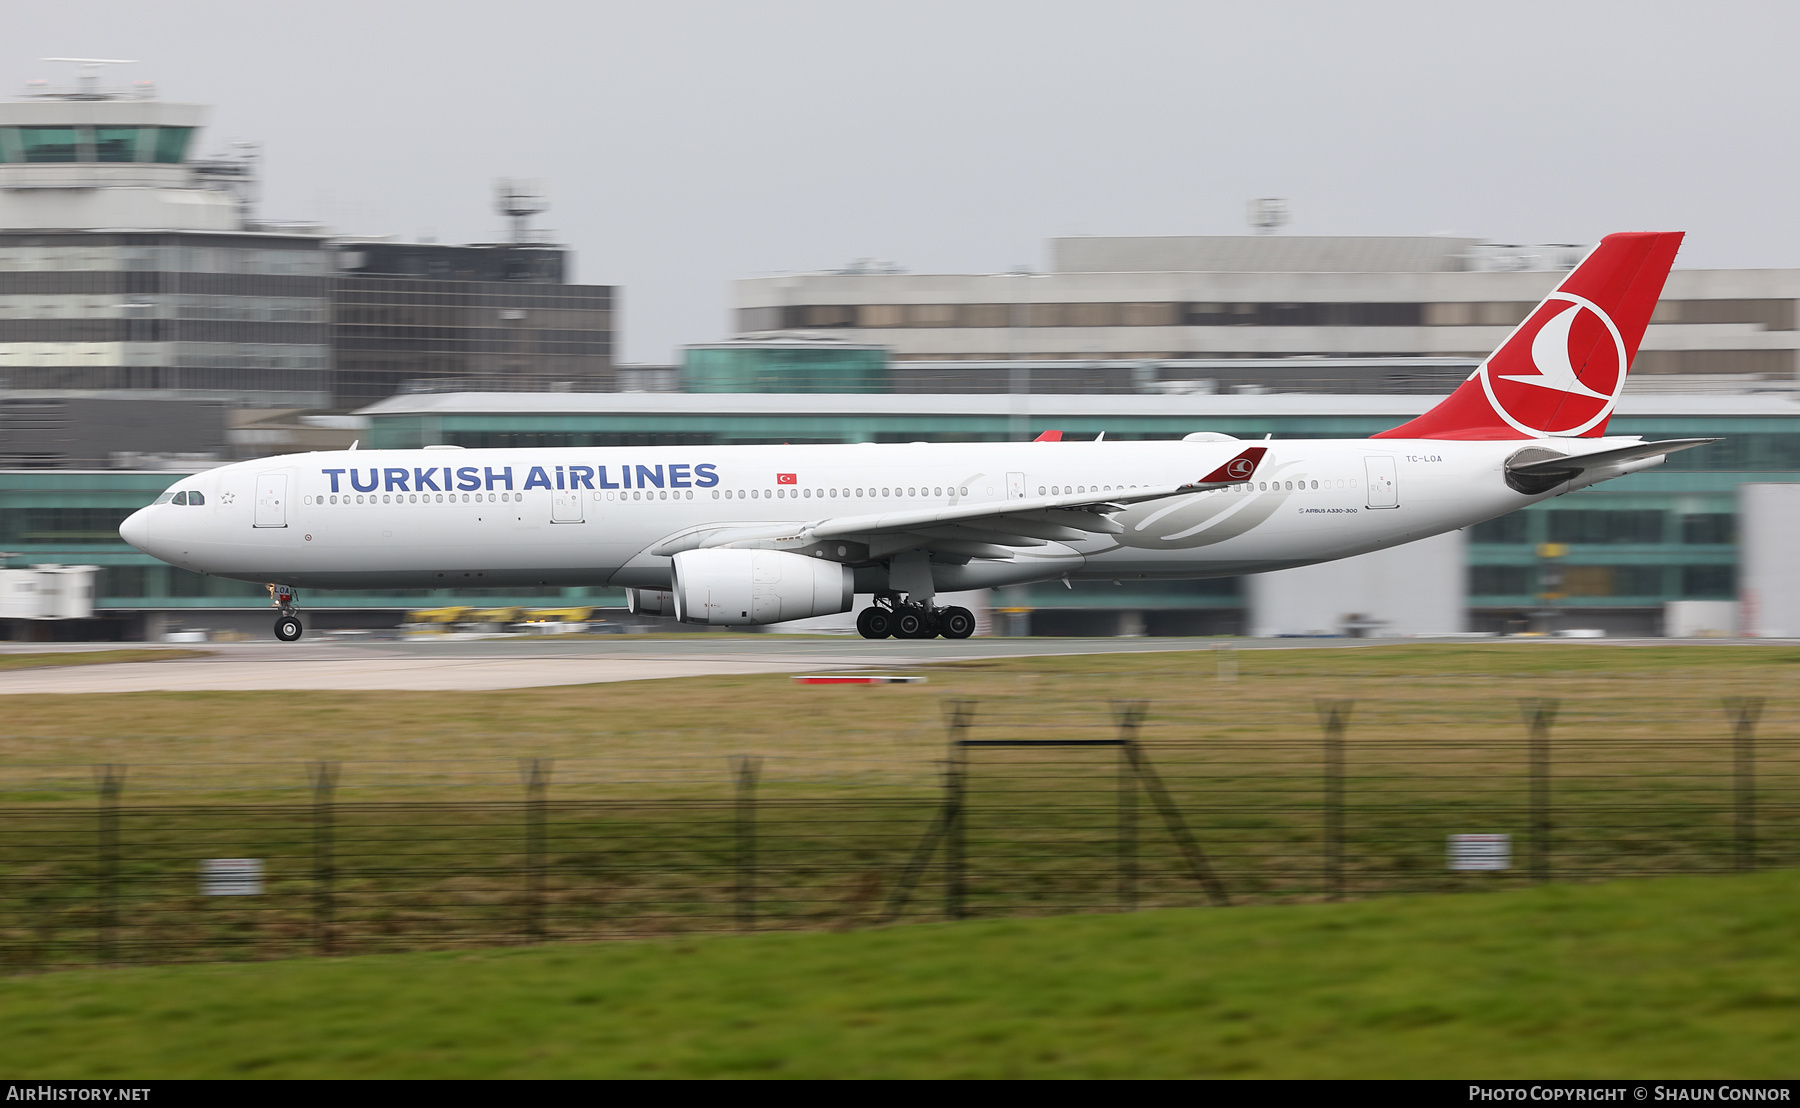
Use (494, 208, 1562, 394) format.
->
(269, 585, 303, 642)
(856, 596, 975, 640)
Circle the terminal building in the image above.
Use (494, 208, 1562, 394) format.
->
(0, 64, 618, 638)
(732, 236, 1800, 393)
(0, 66, 615, 412)
(7, 380, 1784, 640)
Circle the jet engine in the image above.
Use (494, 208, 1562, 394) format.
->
(626, 588, 675, 616)
(671, 548, 854, 626)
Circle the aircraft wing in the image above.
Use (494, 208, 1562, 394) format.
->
(649, 446, 1268, 561)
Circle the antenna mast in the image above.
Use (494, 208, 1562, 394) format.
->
(494, 179, 548, 244)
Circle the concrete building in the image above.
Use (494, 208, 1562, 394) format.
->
(1739, 483, 1800, 637)
(1245, 530, 1467, 638)
(733, 236, 1800, 390)
(0, 65, 615, 413)
(329, 239, 616, 408)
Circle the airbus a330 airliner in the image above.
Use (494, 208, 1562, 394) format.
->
(121, 231, 1713, 642)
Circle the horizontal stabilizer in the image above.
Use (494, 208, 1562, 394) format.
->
(1504, 437, 1717, 494)
(1507, 437, 1718, 475)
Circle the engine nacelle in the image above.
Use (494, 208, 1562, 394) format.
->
(671, 548, 854, 626)
(626, 588, 675, 616)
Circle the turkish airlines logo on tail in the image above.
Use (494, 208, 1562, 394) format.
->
(1226, 458, 1255, 478)
(1480, 293, 1630, 437)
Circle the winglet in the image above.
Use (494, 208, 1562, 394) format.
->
(1199, 446, 1267, 484)
(1033, 430, 1063, 442)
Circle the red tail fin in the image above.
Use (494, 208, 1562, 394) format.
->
(1374, 231, 1683, 440)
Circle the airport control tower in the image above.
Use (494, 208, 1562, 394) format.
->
(0, 60, 332, 403)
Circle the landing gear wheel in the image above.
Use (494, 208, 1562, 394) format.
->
(894, 608, 935, 639)
(857, 607, 894, 639)
(939, 606, 976, 639)
(274, 615, 303, 642)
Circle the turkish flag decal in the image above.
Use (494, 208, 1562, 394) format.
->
(776, 473, 797, 485)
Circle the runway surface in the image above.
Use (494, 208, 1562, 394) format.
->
(0, 634, 1768, 694)
(0, 635, 1243, 694)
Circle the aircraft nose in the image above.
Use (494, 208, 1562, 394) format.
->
(119, 507, 151, 552)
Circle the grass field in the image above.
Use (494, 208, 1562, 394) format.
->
(0, 642, 1796, 801)
(2, 869, 1796, 1078)
(1, 643, 1797, 963)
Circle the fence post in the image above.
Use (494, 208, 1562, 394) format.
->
(308, 761, 339, 955)
(1724, 697, 1764, 872)
(1316, 701, 1352, 901)
(520, 758, 551, 941)
(732, 755, 762, 932)
(93, 764, 123, 964)
(1114, 701, 1146, 912)
(943, 700, 974, 921)
(1521, 699, 1558, 884)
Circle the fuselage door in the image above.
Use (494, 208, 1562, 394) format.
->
(552, 485, 584, 524)
(1007, 472, 1026, 500)
(1364, 456, 1399, 509)
(253, 473, 288, 528)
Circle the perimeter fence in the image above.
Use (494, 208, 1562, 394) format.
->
(1, 693, 1796, 968)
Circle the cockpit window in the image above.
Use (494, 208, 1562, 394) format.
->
(171, 491, 188, 506)
(188, 491, 205, 506)
(153, 491, 175, 505)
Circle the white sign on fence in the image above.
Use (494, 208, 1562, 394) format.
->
(201, 858, 264, 896)
(1447, 834, 1511, 872)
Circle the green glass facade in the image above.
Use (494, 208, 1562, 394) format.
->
(0, 125, 193, 164)
(681, 343, 888, 393)
(362, 400, 1800, 629)
(6, 401, 1792, 634)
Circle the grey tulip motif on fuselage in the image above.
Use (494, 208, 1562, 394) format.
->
(1105, 461, 1306, 551)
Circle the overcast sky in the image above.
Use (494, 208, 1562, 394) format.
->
(8, 1, 1798, 362)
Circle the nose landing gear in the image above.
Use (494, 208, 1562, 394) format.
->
(269, 585, 303, 642)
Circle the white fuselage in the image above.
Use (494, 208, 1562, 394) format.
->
(120, 437, 1621, 596)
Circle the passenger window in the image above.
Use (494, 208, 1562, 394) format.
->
(189, 491, 205, 505)
(172, 491, 187, 505)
